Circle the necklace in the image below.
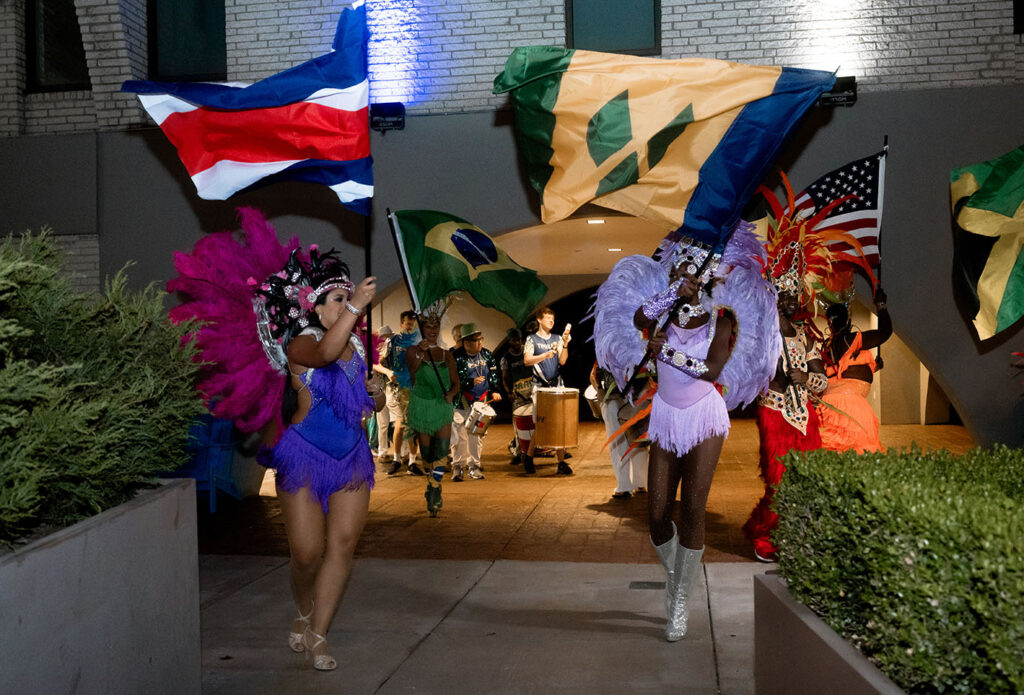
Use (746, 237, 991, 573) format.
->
(676, 301, 707, 323)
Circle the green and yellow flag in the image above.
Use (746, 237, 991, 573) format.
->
(388, 209, 548, 326)
(493, 47, 835, 246)
(951, 144, 1024, 340)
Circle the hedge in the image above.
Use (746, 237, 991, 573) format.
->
(775, 446, 1024, 694)
(0, 231, 204, 545)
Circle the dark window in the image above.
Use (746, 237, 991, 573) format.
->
(566, 0, 661, 56)
(26, 0, 91, 92)
(149, 0, 226, 81)
(1015, 0, 1023, 35)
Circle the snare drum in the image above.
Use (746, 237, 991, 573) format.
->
(583, 385, 602, 420)
(533, 387, 579, 448)
(464, 401, 496, 437)
(512, 403, 534, 418)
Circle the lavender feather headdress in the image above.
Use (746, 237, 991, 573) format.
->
(593, 221, 780, 408)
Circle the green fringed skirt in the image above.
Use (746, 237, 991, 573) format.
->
(407, 360, 454, 435)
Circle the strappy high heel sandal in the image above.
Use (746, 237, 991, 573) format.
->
(303, 627, 337, 671)
(288, 603, 313, 653)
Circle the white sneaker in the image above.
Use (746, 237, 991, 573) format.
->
(468, 466, 485, 480)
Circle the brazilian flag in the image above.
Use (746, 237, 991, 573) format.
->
(389, 209, 548, 325)
(493, 47, 835, 246)
(951, 144, 1024, 340)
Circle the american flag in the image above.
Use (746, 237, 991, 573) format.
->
(793, 150, 886, 270)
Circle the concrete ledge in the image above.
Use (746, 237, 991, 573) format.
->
(0, 479, 200, 695)
(754, 572, 903, 695)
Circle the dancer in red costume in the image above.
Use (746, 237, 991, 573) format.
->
(743, 286, 826, 562)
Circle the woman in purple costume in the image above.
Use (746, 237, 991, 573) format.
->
(594, 224, 779, 642)
(258, 249, 382, 671)
(167, 210, 384, 672)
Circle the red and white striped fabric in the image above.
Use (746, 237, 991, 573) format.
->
(122, 1, 373, 214)
(793, 151, 886, 269)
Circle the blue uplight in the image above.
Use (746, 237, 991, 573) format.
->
(366, 1, 425, 106)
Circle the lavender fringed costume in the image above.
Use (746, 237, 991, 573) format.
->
(260, 330, 375, 512)
(593, 222, 781, 455)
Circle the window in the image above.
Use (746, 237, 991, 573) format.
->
(26, 0, 91, 91)
(566, 0, 661, 56)
(148, 0, 226, 81)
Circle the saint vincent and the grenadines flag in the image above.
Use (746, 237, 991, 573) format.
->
(493, 47, 835, 247)
(389, 210, 547, 326)
(951, 143, 1024, 340)
(122, 1, 372, 214)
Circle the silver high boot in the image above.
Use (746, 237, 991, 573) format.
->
(651, 522, 678, 618)
(665, 546, 704, 642)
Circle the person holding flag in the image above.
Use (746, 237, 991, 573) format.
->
(167, 210, 383, 672)
(405, 299, 460, 515)
(743, 171, 878, 562)
(819, 287, 891, 453)
(594, 223, 780, 642)
(388, 208, 549, 480)
(766, 152, 891, 455)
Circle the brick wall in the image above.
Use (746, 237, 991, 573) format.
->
(0, 1, 25, 134)
(1, 0, 1022, 134)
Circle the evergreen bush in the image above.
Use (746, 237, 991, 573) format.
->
(0, 231, 203, 545)
(775, 446, 1024, 694)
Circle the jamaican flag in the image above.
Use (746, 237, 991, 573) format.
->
(493, 47, 835, 246)
(388, 209, 548, 326)
(951, 144, 1024, 340)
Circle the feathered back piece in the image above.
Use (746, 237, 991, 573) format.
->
(167, 208, 302, 433)
(593, 221, 780, 410)
(760, 172, 877, 313)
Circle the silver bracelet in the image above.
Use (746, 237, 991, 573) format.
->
(344, 302, 363, 316)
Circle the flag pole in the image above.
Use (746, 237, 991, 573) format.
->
(624, 248, 718, 388)
(386, 209, 449, 393)
(876, 136, 888, 365)
(364, 212, 374, 367)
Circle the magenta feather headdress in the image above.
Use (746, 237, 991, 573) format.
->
(167, 207, 302, 433)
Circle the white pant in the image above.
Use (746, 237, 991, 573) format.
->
(600, 398, 649, 492)
(375, 407, 390, 453)
(452, 408, 483, 469)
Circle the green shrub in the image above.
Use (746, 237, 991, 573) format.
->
(0, 231, 204, 545)
(775, 446, 1024, 694)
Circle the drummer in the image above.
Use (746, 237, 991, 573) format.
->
(524, 306, 573, 475)
(524, 306, 570, 388)
(500, 327, 536, 467)
(451, 323, 502, 481)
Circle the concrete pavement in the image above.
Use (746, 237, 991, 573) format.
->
(200, 555, 773, 694)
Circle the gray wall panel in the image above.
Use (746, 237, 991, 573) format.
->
(0, 133, 97, 236)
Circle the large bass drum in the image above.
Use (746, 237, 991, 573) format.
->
(532, 387, 579, 449)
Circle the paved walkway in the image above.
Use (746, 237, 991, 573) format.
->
(197, 420, 972, 693)
(200, 556, 772, 694)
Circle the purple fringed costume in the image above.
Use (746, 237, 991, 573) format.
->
(593, 222, 781, 456)
(260, 331, 375, 511)
(648, 321, 730, 455)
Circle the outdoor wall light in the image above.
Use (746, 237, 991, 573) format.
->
(370, 102, 405, 133)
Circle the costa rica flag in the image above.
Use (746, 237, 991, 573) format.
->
(123, 1, 372, 214)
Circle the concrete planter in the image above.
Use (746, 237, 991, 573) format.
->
(754, 572, 904, 695)
(0, 479, 200, 695)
